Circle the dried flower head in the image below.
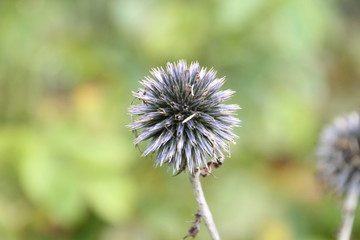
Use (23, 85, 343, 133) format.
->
(317, 112, 360, 194)
(129, 60, 240, 173)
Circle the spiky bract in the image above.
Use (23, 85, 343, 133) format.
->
(318, 112, 360, 194)
(129, 60, 240, 173)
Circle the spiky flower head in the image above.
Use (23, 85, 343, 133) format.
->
(317, 112, 360, 194)
(129, 60, 240, 174)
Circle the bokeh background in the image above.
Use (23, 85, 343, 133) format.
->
(1, 0, 360, 239)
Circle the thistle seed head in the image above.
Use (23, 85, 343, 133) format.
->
(128, 60, 240, 174)
(317, 112, 360, 194)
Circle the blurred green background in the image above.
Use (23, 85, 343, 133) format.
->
(1, 0, 360, 239)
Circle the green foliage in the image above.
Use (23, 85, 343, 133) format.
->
(0, 0, 360, 239)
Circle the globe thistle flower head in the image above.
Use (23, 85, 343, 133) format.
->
(317, 112, 360, 195)
(129, 60, 240, 174)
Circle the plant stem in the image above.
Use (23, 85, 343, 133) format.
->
(189, 169, 221, 240)
(338, 177, 360, 240)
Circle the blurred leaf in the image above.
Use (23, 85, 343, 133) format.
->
(213, 170, 277, 239)
(18, 135, 86, 227)
(261, 86, 318, 155)
(83, 176, 136, 224)
(259, 219, 294, 240)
